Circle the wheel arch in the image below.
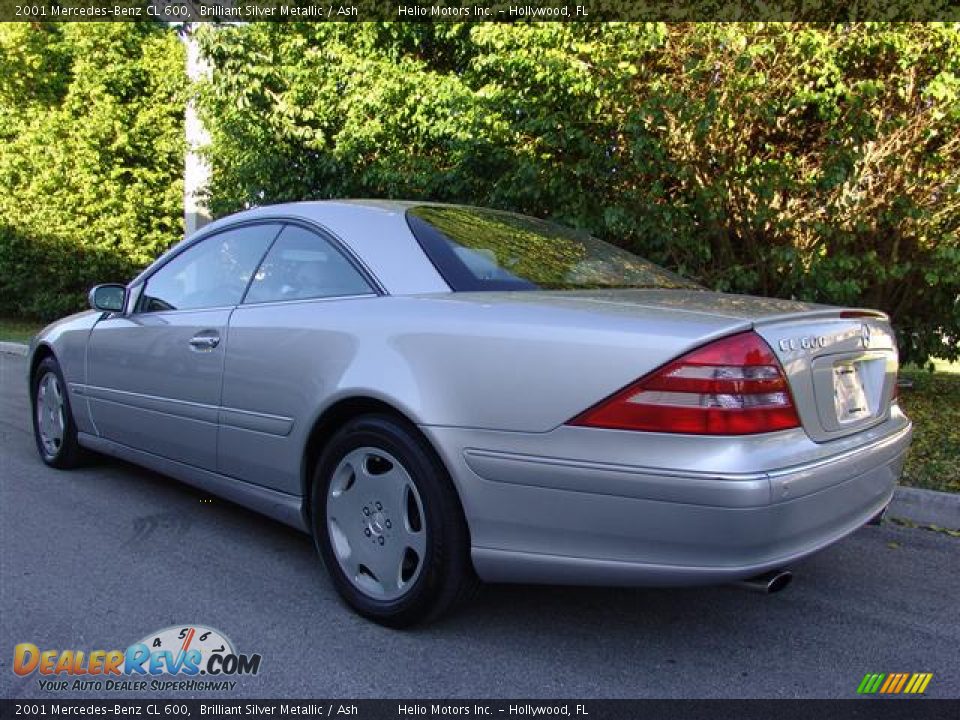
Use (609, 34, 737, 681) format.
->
(300, 396, 468, 535)
(28, 343, 56, 391)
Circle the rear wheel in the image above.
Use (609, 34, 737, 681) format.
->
(311, 414, 476, 627)
(31, 356, 86, 469)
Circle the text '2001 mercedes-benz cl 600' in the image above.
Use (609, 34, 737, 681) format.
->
(29, 201, 911, 625)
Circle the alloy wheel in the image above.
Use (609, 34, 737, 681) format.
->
(325, 446, 427, 601)
(36, 371, 66, 458)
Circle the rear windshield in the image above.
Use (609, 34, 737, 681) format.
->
(405, 205, 699, 292)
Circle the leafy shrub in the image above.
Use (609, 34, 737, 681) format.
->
(898, 370, 960, 493)
(196, 23, 959, 364)
(0, 23, 186, 320)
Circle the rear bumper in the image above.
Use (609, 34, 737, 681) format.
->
(423, 414, 912, 586)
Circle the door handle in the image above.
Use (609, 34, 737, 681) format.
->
(188, 332, 220, 351)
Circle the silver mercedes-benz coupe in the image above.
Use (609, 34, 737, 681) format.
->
(29, 200, 912, 625)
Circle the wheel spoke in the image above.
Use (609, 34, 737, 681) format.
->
(356, 452, 399, 498)
(38, 406, 49, 441)
(381, 464, 412, 509)
(399, 485, 427, 558)
(52, 406, 65, 440)
(37, 385, 47, 432)
(326, 453, 368, 566)
(331, 521, 372, 582)
(364, 535, 407, 595)
(327, 464, 364, 520)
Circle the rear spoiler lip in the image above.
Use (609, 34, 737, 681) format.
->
(751, 307, 889, 327)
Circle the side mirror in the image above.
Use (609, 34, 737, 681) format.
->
(88, 284, 127, 313)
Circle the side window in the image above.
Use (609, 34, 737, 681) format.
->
(139, 224, 280, 313)
(243, 225, 374, 304)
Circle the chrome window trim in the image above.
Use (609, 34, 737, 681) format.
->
(237, 293, 379, 309)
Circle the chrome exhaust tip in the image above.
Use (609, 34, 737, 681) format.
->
(867, 505, 889, 526)
(733, 569, 793, 594)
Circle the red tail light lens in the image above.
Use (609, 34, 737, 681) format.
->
(568, 331, 800, 435)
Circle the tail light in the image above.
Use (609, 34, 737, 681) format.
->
(568, 331, 800, 435)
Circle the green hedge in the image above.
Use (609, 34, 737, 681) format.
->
(0, 23, 185, 319)
(2, 23, 957, 366)
(196, 23, 960, 364)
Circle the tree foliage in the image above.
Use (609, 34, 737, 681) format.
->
(196, 22, 960, 363)
(0, 22, 185, 319)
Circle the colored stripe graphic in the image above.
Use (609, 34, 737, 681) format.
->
(858, 672, 933, 695)
(857, 674, 885, 694)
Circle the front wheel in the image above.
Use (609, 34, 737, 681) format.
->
(311, 414, 476, 627)
(31, 355, 86, 469)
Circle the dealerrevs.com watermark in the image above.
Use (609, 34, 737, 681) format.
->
(13, 624, 261, 693)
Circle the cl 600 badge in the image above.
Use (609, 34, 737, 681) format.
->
(778, 336, 828, 352)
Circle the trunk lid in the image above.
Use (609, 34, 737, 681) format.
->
(752, 313, 898, 442)
(446, 289, 900, 441)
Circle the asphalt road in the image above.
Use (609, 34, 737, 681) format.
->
(1, 351, 958, 700)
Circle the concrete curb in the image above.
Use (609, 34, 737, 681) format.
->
(889, 486, 960, 531)
(0, 341, 28, 357)
(0, 335, 956, 529)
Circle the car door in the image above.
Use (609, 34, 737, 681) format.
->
(218, 223, 378, 493)
(85, 223, 282, 471)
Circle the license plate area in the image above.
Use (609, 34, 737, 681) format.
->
(811, 351, 894, 435)
(832, 362, 871, 424)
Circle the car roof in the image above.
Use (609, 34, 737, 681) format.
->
(139, 200, 453, 295)
(200, 199, 441, 228)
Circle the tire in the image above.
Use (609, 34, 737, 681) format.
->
(31, 355, 87, 469)
(311, 414, 477, 627)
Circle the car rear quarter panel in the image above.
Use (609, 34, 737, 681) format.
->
(218, 293, 752, 495)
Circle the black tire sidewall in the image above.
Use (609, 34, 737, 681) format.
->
(311, 414, 467, 626)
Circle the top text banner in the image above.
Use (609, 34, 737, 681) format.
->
(3, 0, 959, 20)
